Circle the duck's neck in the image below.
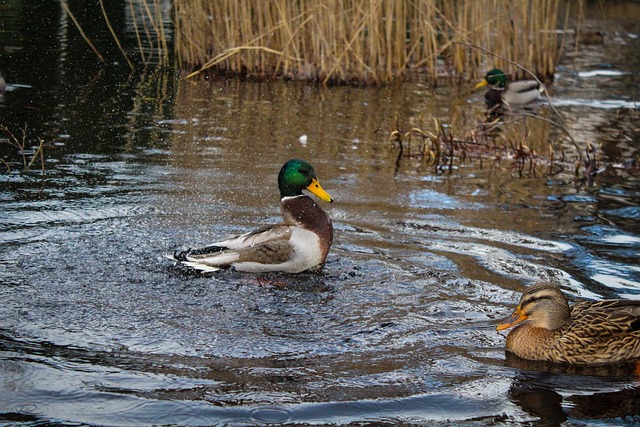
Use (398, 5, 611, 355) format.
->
(281, 195, 332, 230)
(485, 88, 504, 107)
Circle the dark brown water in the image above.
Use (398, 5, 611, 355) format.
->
(1, 2, 639, 426)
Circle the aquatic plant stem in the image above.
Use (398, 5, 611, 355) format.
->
(99, 0, 135, 71)
(128, 0, 147, 65)
(26, 138, 46, 176)
(138, 0, 170, 67)
(60, 0, 105, 63)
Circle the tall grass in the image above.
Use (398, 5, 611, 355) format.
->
(174, 0, 566, 84)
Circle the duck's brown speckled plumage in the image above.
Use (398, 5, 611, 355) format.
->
(497, 283, 640, 364)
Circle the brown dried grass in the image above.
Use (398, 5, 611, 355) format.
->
(174, 0, 567, 84)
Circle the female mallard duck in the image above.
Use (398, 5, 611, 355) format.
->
(475, 68, 543, 110)
(174, 159, 333, 273)
(497, 283, 640, 364)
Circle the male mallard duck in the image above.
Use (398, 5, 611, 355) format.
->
(173, 159, 333, 273)
(475, 68, 543, 110)
(497, 283, 640, 364)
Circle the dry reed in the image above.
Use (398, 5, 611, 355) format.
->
(174, 0, 567, 84)
(60, 0, 106, 63)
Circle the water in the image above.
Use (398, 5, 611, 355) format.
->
(1, 2, 639, 426)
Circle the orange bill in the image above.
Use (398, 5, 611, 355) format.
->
(496, 307, 528, 331)
(306, 178, 333, 203)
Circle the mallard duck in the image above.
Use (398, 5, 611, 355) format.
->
(173, 159, 333, 273)
(497, 283, 640, 364)
(475, 68, 543, 110)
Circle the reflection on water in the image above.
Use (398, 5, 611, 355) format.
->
(505, 353, 640, 424)
(1, 1, 640, 426)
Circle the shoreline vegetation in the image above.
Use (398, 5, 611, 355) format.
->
(61, 0, 572, 85)
(174, 0, 566, 85)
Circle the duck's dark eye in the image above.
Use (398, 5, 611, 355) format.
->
(298, 168, 309, 176)
(525, 294, 551, 306)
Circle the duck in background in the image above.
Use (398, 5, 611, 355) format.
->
(475, 68, 544, 111)
(497, 283, 640, 364)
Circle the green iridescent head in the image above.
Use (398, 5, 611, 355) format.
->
(475, 68, 508, 89)
(277, 159, 333, 202)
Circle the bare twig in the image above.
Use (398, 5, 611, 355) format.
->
(1, 124, 46, 174)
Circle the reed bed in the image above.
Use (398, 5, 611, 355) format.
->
(174, 0, 565, 84)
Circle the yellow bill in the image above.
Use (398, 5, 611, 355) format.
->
(475, 79, 489, 90)
(306, 178, 333, 203)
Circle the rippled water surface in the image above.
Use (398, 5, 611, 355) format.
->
(1, 2, 639, 426)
